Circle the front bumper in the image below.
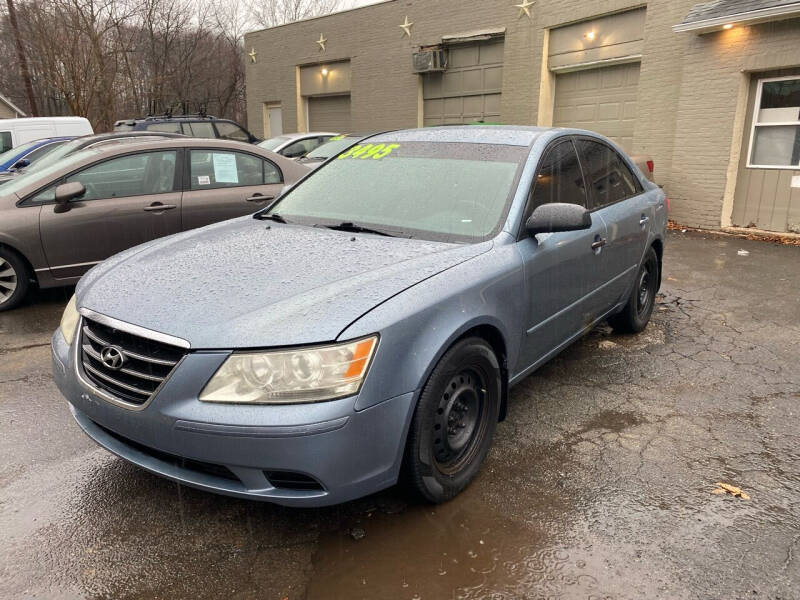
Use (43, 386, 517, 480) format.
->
(52, 331, 416, 507)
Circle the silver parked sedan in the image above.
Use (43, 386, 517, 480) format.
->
(52, 126, 667, 507)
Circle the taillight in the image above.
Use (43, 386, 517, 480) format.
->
(665, 197, 670, 213)
(646, 160, 654, 173)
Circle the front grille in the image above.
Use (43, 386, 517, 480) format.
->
(80, 318, 186, 406)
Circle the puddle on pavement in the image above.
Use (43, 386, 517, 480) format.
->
(307, 489, 610, 600)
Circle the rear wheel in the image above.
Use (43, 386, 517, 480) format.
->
(0, 247, 29, 312)
(403, 337, 501, 503)
(609, 246, 659, 333)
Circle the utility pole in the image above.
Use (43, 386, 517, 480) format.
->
(5, 0, 39, 117)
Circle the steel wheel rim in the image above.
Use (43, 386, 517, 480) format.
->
(636, 261, 654, 316)
(0, 257, 18, 304)
(432, 368, 487, 474)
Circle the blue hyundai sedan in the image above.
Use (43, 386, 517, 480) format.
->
(52, 126, 667, 506)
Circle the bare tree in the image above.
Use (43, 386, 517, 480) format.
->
(4, 0, 39, 115)
(248, 0, 343, 29)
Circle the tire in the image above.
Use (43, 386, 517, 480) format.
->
(609, 246, 659, 334)
(402, 337, 502, 503)
(0, 247, 30, 312)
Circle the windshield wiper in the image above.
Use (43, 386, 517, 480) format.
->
(323, 222, 396, 237)
(257, 212, 288, 223)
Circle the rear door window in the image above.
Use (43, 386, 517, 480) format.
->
(526, 139, 587, 223)
(189, 150, 281, 190)
(182, 122, 216, 138)
(575, 139, 642, 209)
(0, 132, 11, 153)
(146, 122, 182, 134)
(215, 121, 250, 142)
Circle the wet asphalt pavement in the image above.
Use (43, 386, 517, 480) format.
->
(1, 230, 799, 599)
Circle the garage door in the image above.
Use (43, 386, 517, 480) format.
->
(554, 62, 640, 152)
(308, 95, 351, 132)
(423, 39, 504, 126)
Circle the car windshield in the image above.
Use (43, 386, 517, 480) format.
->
(304, 137, 362, 160)
(262, 141, 527, 243)
(258, 135, 292, 151)
(0, 148, 99, 197)
(0, 139, 42, 165)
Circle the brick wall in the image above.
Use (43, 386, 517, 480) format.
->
(245, 1, 800, 229)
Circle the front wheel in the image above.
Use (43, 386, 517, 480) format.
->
(402, 337, 501, 503)
(608, 246, 659, 333)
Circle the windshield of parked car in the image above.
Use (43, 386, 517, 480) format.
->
(262, 141, 527, 243)
(303, 136, 363, 160)
(0, 140, 41, 165)
(258, 135, 292, 152)
(0, 149, 99, 197)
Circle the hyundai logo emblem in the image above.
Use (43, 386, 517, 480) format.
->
(100, 345, 125, 370)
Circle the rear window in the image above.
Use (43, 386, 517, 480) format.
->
(1, 132, 14, 153)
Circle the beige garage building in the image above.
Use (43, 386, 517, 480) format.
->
(245, 0, 800, 234)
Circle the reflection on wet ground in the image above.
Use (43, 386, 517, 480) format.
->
(2, 232, 799, 599)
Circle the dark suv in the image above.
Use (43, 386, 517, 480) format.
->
(113, 115, 259, 144)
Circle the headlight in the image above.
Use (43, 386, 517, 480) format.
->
(59, 295, 79, 345)
(199, 336, 378, 404)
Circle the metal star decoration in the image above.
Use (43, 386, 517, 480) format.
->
(399, 16, 414, 38)
(248, 48, 257, 63)
(515, 0, 534, 19)
(316, 34, 327, 52)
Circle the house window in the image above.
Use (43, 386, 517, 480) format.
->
(747, 76, 800, 169)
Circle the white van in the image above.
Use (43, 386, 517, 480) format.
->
(0, 117, 93, 152)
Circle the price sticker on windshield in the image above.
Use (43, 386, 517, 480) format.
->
(338, 143, 400, 160)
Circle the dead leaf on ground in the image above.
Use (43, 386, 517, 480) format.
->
(713, 482, 750, 500)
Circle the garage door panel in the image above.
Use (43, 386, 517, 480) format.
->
(423, 39, 504, 126)
(449, 45, 479, 68)
(462, 95, 484, 114)
(444, 97, 463, 115)
(462, 69, 484, 92)
(597, 102, 621, 121)
(308, 95, 351, 132)
(442, 71, 464, 95)
(479, 42, 504, 64)
(484, 66, 504, 90)
(554, 62, 640, 152)
(484, 93, 501, 115)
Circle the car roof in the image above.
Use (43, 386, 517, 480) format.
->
(73, 131, 185, 145)
(370, 125, 549, 147)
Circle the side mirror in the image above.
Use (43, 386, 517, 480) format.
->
(526, 203, 591, 236)
(53, 182, 86, 214)
(11, 158, 30, 170)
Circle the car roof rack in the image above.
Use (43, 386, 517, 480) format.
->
(143, 113, 217, 121)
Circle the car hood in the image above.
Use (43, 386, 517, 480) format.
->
(77, 217, 491, 349)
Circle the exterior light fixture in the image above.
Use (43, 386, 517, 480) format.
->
(585, 30, 596, 41)
(321, 67, 329, 76)
(723, 23, 734, 29)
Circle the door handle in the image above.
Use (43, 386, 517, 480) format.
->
(144, 202, 177, 212)
(246, 194, 275, 203)
(639, 215, 650, 226)
(591, 237, 607, 251)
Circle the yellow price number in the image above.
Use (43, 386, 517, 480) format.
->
(338, 143, 400, 160)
